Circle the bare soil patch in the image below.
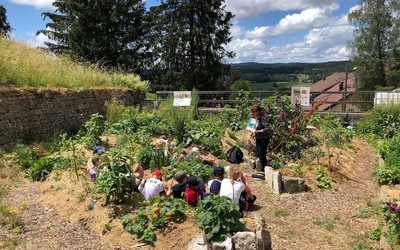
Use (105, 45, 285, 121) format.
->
(1, 133, 382, 249)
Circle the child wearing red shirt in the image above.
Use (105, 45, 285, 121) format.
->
(184, 176, 204, 207)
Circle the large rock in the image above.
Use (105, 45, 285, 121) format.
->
(188, 236, 208, 250)
(211, 236, 232, 250)
(231, 232, 256, 250)
(282, 177, 306, 193)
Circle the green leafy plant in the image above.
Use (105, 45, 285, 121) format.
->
(79, 113, 105, 149)
(198, 195, 245, 242)
(26, 156, 56, 182)
(121, 197, 188, 244)
(370, 227, 381, 241)
(136, 145, 153, 170)
(94, 149, 134, 204)
(315, 166, 335, 191)
(141, 229, 156, 244)
(150, 147, 173, 171)
(383, 202, 400, 246)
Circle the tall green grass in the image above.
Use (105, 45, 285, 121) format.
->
(0, 37, 147, 90)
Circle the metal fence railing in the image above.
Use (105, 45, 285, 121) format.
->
(154, 90, 400, 113)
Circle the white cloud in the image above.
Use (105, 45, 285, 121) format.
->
(8, 0, 54, 9)
(226, 0, 339, 20)
(246, 5, 339, 39)
(227, 24, 354, 63)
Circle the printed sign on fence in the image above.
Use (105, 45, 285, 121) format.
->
(173, 91, 191, 106)
(291, 87, 310, 106)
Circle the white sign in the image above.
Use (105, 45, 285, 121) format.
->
(291, 87, 310, 106)
(173, 91, 192, 106)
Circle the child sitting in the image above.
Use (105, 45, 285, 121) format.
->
(184, 176, 204, 207)
(207, 166, 224, 192)
(171, 171, 187, 199)
(202, 181, 221, 210)
(141, 170, 171, 200)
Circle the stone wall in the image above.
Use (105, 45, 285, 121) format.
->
(0, 88, 144, 146)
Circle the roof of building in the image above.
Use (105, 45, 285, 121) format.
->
(303, 72, 355, 111)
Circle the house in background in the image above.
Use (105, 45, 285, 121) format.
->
(303, 72, 358, 112)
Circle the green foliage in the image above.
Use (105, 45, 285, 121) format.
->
(0, 5, 11, 35)
(26, 156, 55, 182)
(315, 166, 335, 191)
(38, 0, 146, 73)
(108, 108, 139, 134)
(105, 98, 128, 125)
(348, 0, 400, 90)
(136, 145, 153, 170)
(121, 197, 188, 244)
(165, 160, 214, 183)
(163, 99, 191, 145)
(150, 147, 173, 171)
(198, 195, 245, 242)
(147, 1, 234, 91)
(219, 105, 235, 128)
(182, 121, 224, 156)
(374, 165, 400, 185)
(235, 90, 254, 124)
(384, 202, 400, 246)
(202, 137, 223, 158)
(355, 104, 400, 140)
(79, 113, 105, 149)
(11, 142, 41, 169)
(121, 210, 148, 235)
(230, 78, 253, 92)
(94, 149, 134, 204)
(261, 94, 315, 163)
(370, 227, 381, 241)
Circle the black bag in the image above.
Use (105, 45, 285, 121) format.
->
(226, 146, 244, 164)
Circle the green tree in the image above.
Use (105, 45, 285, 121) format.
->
(230, 78, 253, 92)
(147, 0, 234, 91)
(348, 0, 400, 90)
(37, 0, 146, 73)
(0, 5, 11, 36)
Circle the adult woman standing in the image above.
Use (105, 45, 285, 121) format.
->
(250, 103, 271, 171)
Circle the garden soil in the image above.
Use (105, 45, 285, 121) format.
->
(1, 131, 383, 249)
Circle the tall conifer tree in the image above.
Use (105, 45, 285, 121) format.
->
(147, 0, 234, 91)
(0, 5, 11, 36)
(37, 0, 146, 73)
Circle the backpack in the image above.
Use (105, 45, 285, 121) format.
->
(226, 146, 244, 164)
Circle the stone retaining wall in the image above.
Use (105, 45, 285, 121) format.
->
(0, 88, 144, 146)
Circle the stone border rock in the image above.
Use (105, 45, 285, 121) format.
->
(187, 212, 267, 250)
(248, 158, 306, 195)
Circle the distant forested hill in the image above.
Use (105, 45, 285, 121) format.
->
(230, 61, 349, 83)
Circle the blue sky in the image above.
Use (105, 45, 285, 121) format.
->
(2, 0, 360, 64)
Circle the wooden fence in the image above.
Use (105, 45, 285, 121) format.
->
(154, 90, 381, 114)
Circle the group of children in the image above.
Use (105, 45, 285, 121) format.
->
(86, 143, 256, 216)
(140, 165, 256, 216)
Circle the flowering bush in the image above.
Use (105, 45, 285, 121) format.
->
(261, 95, 314, 158)
(384, 202, 400, 247)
